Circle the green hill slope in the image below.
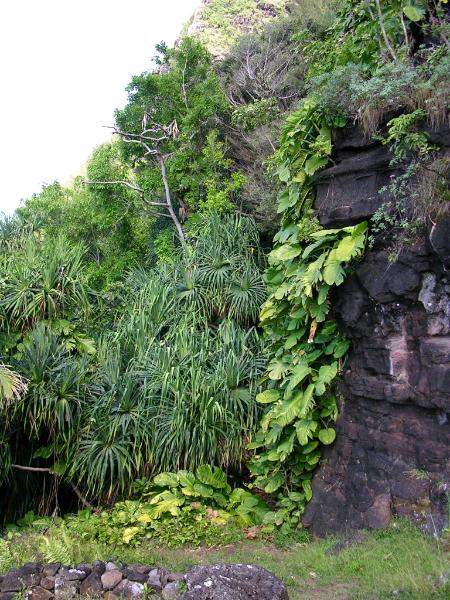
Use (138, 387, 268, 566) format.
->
(182, 0, 290, 57)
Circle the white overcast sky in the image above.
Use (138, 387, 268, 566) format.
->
(0, 0, 200, 214)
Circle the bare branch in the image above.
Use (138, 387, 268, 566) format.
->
(158, 154, 185, 242)
(70, 482, 97, 511)
(83, 180, 170, 208)
(12, 464, 50, 473)
(96, 120, 185, 241)
(84, 179, 145, 195)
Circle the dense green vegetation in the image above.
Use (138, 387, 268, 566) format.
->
(1, 3, 449, 582)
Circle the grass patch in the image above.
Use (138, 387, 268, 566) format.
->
(1, 520, 449, 599)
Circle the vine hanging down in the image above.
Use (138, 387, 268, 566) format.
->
(249, 100, 368, 532)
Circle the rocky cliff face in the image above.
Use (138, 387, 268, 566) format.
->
(303, 124, 450, 536)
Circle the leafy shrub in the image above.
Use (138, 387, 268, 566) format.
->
(309, 61, 419, 133)
(62, 466, 269, 548)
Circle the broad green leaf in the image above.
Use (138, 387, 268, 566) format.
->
(323, 249, 345, 286)
(315, 362, 338, 395)
(403, 4, 426, 21)
(307, 452, 321, 465)
(295, 419, 318, 445)
(335, 232, 366, 261)
(264, 472, 284, 493)
(277, 190, 292, 212)
(274, 223, 298, 243)
(292, 169, 307, 183)
(193, 483, 214, 497)
(123, 527, 140, 544)
(267, 357, 291, 380)
(285, 333, 300, 349)
(317, 284, 330, 305)
(276, 433, 296, 461)
(319, 428, 336, 445)
(177, 470, 197, 488)
(302, 238, 333, 260)
(153, 472, 179, 488)
(303, 480, 313, 501)
(277, 164, 290, 182)
(333, 339, 350, 358)
(268, 244, 302, 264)
(308, 300, 328, 322)
(304, 155, 328, 176)
(275, 384, 315, 427)
(196, 465, 227, 489)
(256, 389, 280, 404)
(310, 228, 341, 238)
(260, 301, 278, 321)
(49, 461, 67, 475)
(286, 363, 311, 391)
(301, 253, 327, 296)
(302, 441, 319, 454)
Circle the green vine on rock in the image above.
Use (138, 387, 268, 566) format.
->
(249, 100, 368, 533)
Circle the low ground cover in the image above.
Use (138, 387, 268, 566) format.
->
(1, 520, 449, 599)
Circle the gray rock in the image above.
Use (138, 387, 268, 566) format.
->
(167, 573, 184, 583)
(147, 569, 162, 591)
(42, 566, 60, 578)
(0, 593, 19, 600)
(80, 572, 103, 596)
(40, 577, 55, 591)
(26, 586, 54, 600)
(105, 562, 119, 572)
(75, 565, 92, 577)
(123, 570, 147, 584)
(112, 579, 144, 599)
(126, 565, 152, 576)
(0, 570, 40, 592)
(181, 564, 289, 600)
(92, 561, 106, 575)
(58, 568, 88, 581)
(162, 581, 180, 599)
(101, 570, 123, 590)
(54, 577, 79, 600)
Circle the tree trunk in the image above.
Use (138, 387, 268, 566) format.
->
(157, 154, 185, 242)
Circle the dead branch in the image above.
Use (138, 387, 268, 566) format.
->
(12, 464, 50, 472)
(94, 120, 185, 241)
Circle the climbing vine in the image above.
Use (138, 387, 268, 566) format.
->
(249, 100, 368, 532)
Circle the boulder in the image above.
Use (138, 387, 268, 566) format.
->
(101, 570, 123, 590)
(112, 579, 144, 599)
(80, 572, 103, 597)
(54, 577, 79, 600)
(181, 564, 289, 600)
(26, 587, 54, 600)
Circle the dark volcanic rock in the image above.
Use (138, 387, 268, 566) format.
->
(79, 572, 102, 596)
(0, 569, 40, 592)
(303, 122, 450, 536)
(26, 586, 54, 600)
(42, 566, 60, 578)
(181, 564, 289, 599)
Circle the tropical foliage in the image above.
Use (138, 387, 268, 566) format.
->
(1, 0, 448, 541)
(0, 213, 266, 521)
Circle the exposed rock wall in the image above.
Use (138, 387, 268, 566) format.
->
(303, 124, 450, 536)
